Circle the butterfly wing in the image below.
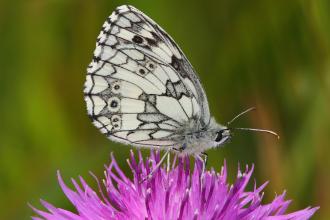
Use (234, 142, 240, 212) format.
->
(84, 5, 211, 148)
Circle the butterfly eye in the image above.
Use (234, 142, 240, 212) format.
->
(215, 131, 223, 142)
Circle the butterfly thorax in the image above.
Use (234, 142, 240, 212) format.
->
(171, 118, 228, 155)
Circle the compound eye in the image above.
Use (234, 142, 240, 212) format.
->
(215, 131, 223, 142)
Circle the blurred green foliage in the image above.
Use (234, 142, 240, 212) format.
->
(0, 0, 329, 219)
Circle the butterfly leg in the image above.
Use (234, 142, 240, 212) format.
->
(201, 152, 208, 177)
(172, 143, 187, 153)
(195, 154, 206, 188)
(179, 143, 187, 151)
(166, 152, 171, 172)
(140, 150, 170, 183)
(195, 152, 208, 178)
(201, 152, 208, 167)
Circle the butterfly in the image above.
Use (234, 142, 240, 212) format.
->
(84, 5, 278, 161)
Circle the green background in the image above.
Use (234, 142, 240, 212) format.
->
(0, 0, 329, 219)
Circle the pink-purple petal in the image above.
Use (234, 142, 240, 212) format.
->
(32, 151, 318, 220)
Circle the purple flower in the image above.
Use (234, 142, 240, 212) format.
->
(32, 151, 318, 220)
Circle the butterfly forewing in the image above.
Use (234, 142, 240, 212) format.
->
(84, 5, 211, 148)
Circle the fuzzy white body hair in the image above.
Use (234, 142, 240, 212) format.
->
(170, 118, 228, 155)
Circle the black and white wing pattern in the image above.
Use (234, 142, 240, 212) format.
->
(84, 5, 211, 148)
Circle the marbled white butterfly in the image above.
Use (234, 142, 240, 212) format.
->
(84, 5, 278, 159)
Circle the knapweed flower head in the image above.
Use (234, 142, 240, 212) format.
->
(32, 151, 318, 220)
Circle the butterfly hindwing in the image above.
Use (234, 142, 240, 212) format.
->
(84, 5, 210, 147)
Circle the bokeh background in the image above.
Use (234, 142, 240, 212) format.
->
(0, 0, 329, 219)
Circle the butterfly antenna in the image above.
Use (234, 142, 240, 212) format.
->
(226, 107, 279, 139)
(231, 127, 280, 139)
(227, 107, 256, 126)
